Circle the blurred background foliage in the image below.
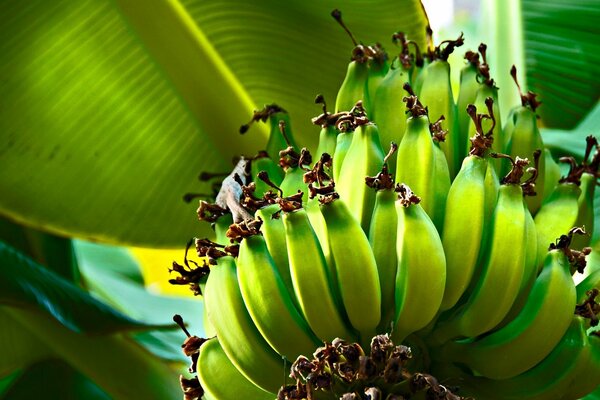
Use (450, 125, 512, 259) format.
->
(0, 0, 598, 398)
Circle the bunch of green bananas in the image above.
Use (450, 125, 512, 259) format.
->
(172, 11, 600, 400)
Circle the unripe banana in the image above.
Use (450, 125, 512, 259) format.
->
(392, 184, 446, 344)
(282, 205, 355, 342)
(237, 231, 320, 361)
(371, 66, 410, 174)
(416, 33, 463, 177)
(456, 48, 482, 157)
(395, 89, 450, 232)
(255, 204, 294, 302)
(336, 111, 385, 232)
(364, 45, 389, 116)
(542, 148, 561, 202)
(197, 337, 275, 399)
(431, 157, 529, 344)
(250, 152, 284, 199)
(440, 155, 488, 311)
(504, 66, 545, 213)
(534, 169, 581, 270)
(240, 104, 296, 161)
(203, 256, 285, 392)
(320, 196, 381, 343)
(367, 144, 399, 330)
(434, 316, 590, 400)
(442, 246, 576, 379)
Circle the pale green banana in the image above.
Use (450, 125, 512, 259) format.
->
(395, 92, 450, 232)
(336, 119, 385, 232)
(455, 48, 482, 158)
(237, 232, 320, 361)
(321, 197, 381, 343)
(534, 179, 581, 270)
(282, 207, 354, 342)
(431, 178, 526, 343)
(392, 184, 446, 344)
(440, 155, 489, 311)
(442, 248, 576, 379)
(197, 337, 276, 400)
(367, 147, 399, 330)
(203, 256, 285, 393)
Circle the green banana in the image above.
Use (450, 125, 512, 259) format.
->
(364, 44, 389, 116)
(392, 184, 446, 344)
(237, 230, 320, 361)
(331, 10, 370, 113)
(282, 204, 354, 342)
(573, 136, 599, 249)
(542, 148, 561, 202)
(370, 32, 416, 173)
(320, 195, 381, 344)
(197, 337, 275, 400)
(395, 88, 450, 232)
(503, 66, 545, 213)
(203, 255, 285, 393)
(250, 152, 284, 199)
(240, 104, 296, 161)
(332, 122, 354, 184)
(276, 121, 312, 202)
(534, 161, 582, 269)
(336, 108, 385, 232)
(312, 95, 340, 157)
(431, 157, 528, 343)
(434, 316, 590, 400)
(564, 330, 600, 399)
(255, 204, 294, 303)
(367, 144, 399, 330)
(440, 152, 491, 311)
(455, 47, 482, 158)
(442, 245, 576, 379)
(416, 33, 463, 177)
(463, 46, 502, 164)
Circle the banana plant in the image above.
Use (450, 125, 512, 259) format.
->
(0, 0, 598, 398)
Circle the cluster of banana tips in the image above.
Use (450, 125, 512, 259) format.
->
(278, 334, 467, 400)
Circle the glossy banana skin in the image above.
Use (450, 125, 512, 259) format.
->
(442, 249, 576, 379)
(542, 148, 561, 202)
(432, 184, 526, 343)
(255, 204, 294, 303)
(440, 155, 488, 311)
(369, 188, 398, 330)
(573, 172, 596, 249)
(392, 200, 446, 344)
(364, 57, 390, 117)
(197, 337, 276, 400)
(203, 256, 285, 393)
(336, 122, 385, 232)
(455, 62, 479, 161)
(335, 60, 369, 113)
(321, 198, 381, 342)
(433, 316, 590, 400)
(534, 182, 581, 270)
(395, 115, 450, 232)
(371, 66, 409, 173)
(417, 60, 459, 177)
(316, 124, 338, 158)
(332, 130, 353, 183)
(251, 155, 285, 198)
(282, 208, 354, 342)
(504, 106, 545, 213)
(237, 234, 320, 361)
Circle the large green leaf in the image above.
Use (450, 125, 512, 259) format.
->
(4, 307, 181, 400)
(0, 0, 427, 247)
(481, 0, 599, 127)
(0, 241, 169, 334)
